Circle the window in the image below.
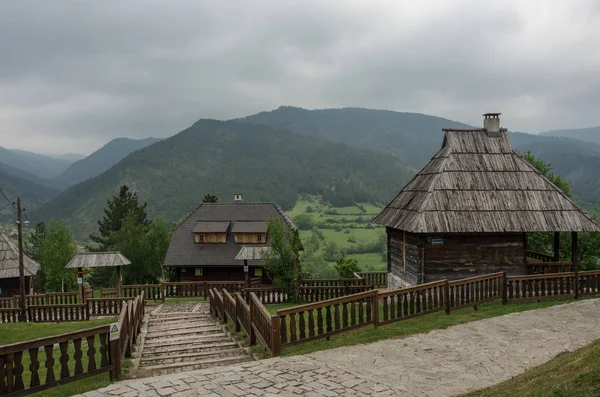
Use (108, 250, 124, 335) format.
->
(254, 268, 263, 277)
(257, 234, 263, 242)
(199, 234, 204, 242)
(194, 268, 203, 276)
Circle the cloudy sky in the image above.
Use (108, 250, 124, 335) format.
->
(1, 0, 599, 155)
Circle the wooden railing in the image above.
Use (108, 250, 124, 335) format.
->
(245, 285, 375, 304)
(507, 272, 575, 301)
(210, 270, 600, 357)
(100, 288, 117, 298)
(300, 278, 365, 287)
(0, 325, 113, 396)
(526, 261, 574, 275)
(0, 308, 20, 323)
(249, 293, 279, 356)
(526, 250, 555, 262)
(121, 285, 162, 302)
(448, 272, 506, 309)
(277, 290, 378, 346)
(88, 298, 136, 317)
(379, 280, 446, 325)
(354, 271, 388, 287)
(27, 304, 89, 323)
(249, 277, 262, 287)
(0, 291, 145, 396)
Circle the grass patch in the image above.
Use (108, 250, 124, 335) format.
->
(1, 319, 119, 397)
(347, 253, 386, 271)
(265, 298, 588, 357)
(464, 339, 600, 397)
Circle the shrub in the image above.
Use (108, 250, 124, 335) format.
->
(293, 214, 314, 230)
(334, 255, 361, 278)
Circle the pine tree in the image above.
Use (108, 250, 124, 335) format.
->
(25, 222, 46, 261)
(89, 185, 149, 250)
(202, 194, 218, 203)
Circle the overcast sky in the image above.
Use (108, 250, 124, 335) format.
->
(1, 0, 599, 155)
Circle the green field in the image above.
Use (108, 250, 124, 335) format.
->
(290, 196, 386, 278)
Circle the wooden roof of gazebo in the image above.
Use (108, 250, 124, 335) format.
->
(374, 127, 600, 234)
(65, 252, 131, 268)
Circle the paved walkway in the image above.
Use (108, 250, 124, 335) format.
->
(83, 298, 600, 397)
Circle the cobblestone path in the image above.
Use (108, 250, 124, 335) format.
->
(84, 298, 600, 397)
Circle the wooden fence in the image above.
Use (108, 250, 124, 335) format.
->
(526, 262, 574, 275)
(210, 270, 600, 358)
(244, 285, 375, 304)
(354, 271, 388, 287)
(0, 292, 145, 396)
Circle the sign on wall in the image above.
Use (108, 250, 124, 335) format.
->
(428, 236, 445, 246)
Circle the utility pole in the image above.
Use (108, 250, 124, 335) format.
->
(17, 197, 27, 322)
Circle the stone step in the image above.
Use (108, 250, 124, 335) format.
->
(143, 341, 239, 356)
(139, 355, 252, 374)
(144, 326, 222, 340)
(147, 321, 213, 332)
(141, 347, 246, 364)
(148, 315, 211, 323)
(143, 334, 232, 349)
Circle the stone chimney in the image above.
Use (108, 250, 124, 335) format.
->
(234, 193, 243, 203)
(483, 113, 501, 137)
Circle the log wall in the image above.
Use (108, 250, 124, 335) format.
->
(388, 229, 422, 285)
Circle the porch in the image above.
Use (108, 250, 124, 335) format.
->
(525, 232, 578, 275)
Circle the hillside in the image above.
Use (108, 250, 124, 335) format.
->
(31, 120, 414, 238)
(0, 169, 59, 220)
(55, 137, 162, 187)
(237, 106, 471, 167)
(1, 147, 72, 179)
(541, 126, 600, 146)
(0, 162, 60, 190)
(240, 107, 600, 205)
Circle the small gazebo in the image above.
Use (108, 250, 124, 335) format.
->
(374, 113, 600, 289)
(66, 252, 131, 299)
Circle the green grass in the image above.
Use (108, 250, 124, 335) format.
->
(347, 253, 386, 271)
(265, 298, 589, 357)
(1, 319, 118, 397)
(464, 339, 600, 397)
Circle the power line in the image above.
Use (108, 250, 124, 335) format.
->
(0, 186, 12, 205)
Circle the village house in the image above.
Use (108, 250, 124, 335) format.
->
(163, 194, 296, 283)
(374, 113, 600, 289)
(0, 229, 39, 297)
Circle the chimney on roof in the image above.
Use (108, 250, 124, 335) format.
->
(234, 193, 243, 203)
(483, 113, 501, 137)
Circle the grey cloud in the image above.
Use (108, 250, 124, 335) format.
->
(0, 0, 599, 154)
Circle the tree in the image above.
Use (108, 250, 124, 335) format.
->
(89, 185, 149, 250)
(202, 194, 218, 203)
(293, 214, 313, 230)
(25, 222, 47, 292)
(38, 220, 77, 292)
(523, 151, 573, 197)
(262, 218, 302, 298)
(323, 241, 340, 262)
(334, 255, 361, 278)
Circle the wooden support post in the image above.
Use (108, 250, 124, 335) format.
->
(501, 272, 508, 304)
(553, 232, 561, 262)
(109, 338, 122, 381)
(116, 266, 122, 297)
(249, 298, 256, 346)
(372, 291, 379, 328)
(573, 232, 579, 299)
(523, 233, 528, 274)
(271, 316, 281, 357)
(386, 227, 391, 274)
(244, 260, 250, 289)
(161, 282, 166, 303)
(78, 267, 85, 304)
(444, 280, 450, 314)
(234, 297, 241, 333)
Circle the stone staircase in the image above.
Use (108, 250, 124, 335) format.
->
(136, 302, 252, 376)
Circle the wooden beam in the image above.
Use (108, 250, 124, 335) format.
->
(116, 266, 122, 297)
(78, 267, 85, 303)
(573, 232, 579, 299)
(403, 231, 406, 276)
(523, 233, 528, 274)
(386, 228, 391, 274)
(553, 232, 560, 261)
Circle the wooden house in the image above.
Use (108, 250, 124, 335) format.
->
(0, 229, 39, 297)
(374, 113, 600, 289)
(163, 195, 296, 283)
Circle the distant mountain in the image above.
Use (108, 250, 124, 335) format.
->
(1, 147, 72, 179)
(55, 137, 162, 187)
(239, 106, 600, 206)
(237, 106, 471, 167)
(0, 169, 59, 221)
(32, 121, 413, 238)
(540, 126, 600, 146)
(0, 162, 61, 190)
(49, 153, 87, 162)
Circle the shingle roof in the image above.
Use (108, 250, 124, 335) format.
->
(235, 245, 271, 260)
(374, 128, 600, 233)
(164, 203, 295, 268)
(0, 230, 39, 279)
(65, 252, 131, 268)
(193, 222, 230, 233)
(231, 222, 268, 234)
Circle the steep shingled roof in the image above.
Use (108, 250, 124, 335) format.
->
(0, 230, 39, 279)
(164, 202, 295, 268)
(374, 128, 600, 233)
(65, 252, 131, 268)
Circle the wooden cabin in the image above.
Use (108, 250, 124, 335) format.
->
(163, 195, 296, 283)
(374, 113, 600, 289)
(0, 230, 39, 297)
